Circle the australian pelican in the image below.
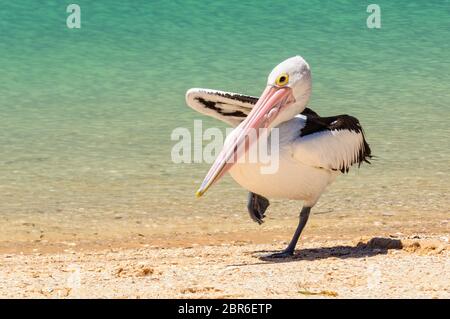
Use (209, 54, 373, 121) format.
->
(186, 56, 371, 258)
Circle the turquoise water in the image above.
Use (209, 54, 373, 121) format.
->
(0, 1, 449, 237)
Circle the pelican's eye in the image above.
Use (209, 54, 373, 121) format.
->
(275, 73, 289, 86)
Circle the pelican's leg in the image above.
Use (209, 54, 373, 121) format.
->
(247, 192, 270, 225)
(266, 206, 311, 258)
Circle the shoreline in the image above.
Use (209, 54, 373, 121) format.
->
(1, 210, 448, 298)
(1, 209, 448, 254)
(0, 232, 448, 298)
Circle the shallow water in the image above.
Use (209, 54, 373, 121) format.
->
(0, 1, 449, 241)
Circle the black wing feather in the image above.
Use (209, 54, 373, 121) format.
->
(300, 114, 372, 173)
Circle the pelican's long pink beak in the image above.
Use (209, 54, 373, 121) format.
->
(196, 85, 295, 197)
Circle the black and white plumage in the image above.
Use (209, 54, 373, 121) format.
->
(186, 56, 372, 258)
(186, 89, 257, 126)
(186, 88, 320, 126)
(186, 88, 371, 175)
(296, 114, 371, 173)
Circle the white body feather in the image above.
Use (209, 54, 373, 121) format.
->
(228, 116, 341, 206)
(186, 89, 367, 206)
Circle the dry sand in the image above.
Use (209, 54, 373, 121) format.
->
(0, 234, 448, 298)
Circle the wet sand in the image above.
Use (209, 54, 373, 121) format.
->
(0, 231, 448, 298)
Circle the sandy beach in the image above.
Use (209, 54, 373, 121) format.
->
(1, 228, 448, 298)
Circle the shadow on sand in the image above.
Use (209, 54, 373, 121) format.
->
(231, 237, 403, 266)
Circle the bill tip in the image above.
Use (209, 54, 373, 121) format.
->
(195, 190, 203, 198)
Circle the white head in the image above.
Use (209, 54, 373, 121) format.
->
(265, 56, 312, 127)
(196, 56, 313, 197)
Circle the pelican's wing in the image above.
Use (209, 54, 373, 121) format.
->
(185, 88, 258, 126)
(186, 88, 320, 127)
(292, 114, 371, 173)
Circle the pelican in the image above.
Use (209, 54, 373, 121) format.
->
(186, 56, 371, 258)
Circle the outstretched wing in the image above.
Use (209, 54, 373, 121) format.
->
(186, 88, 320, 127)
(293, 115, 371, 173)
(185, 88, 258, 126)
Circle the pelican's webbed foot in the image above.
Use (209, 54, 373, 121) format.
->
(247, 192, 270, 225)
(263, 249, 294, 259)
